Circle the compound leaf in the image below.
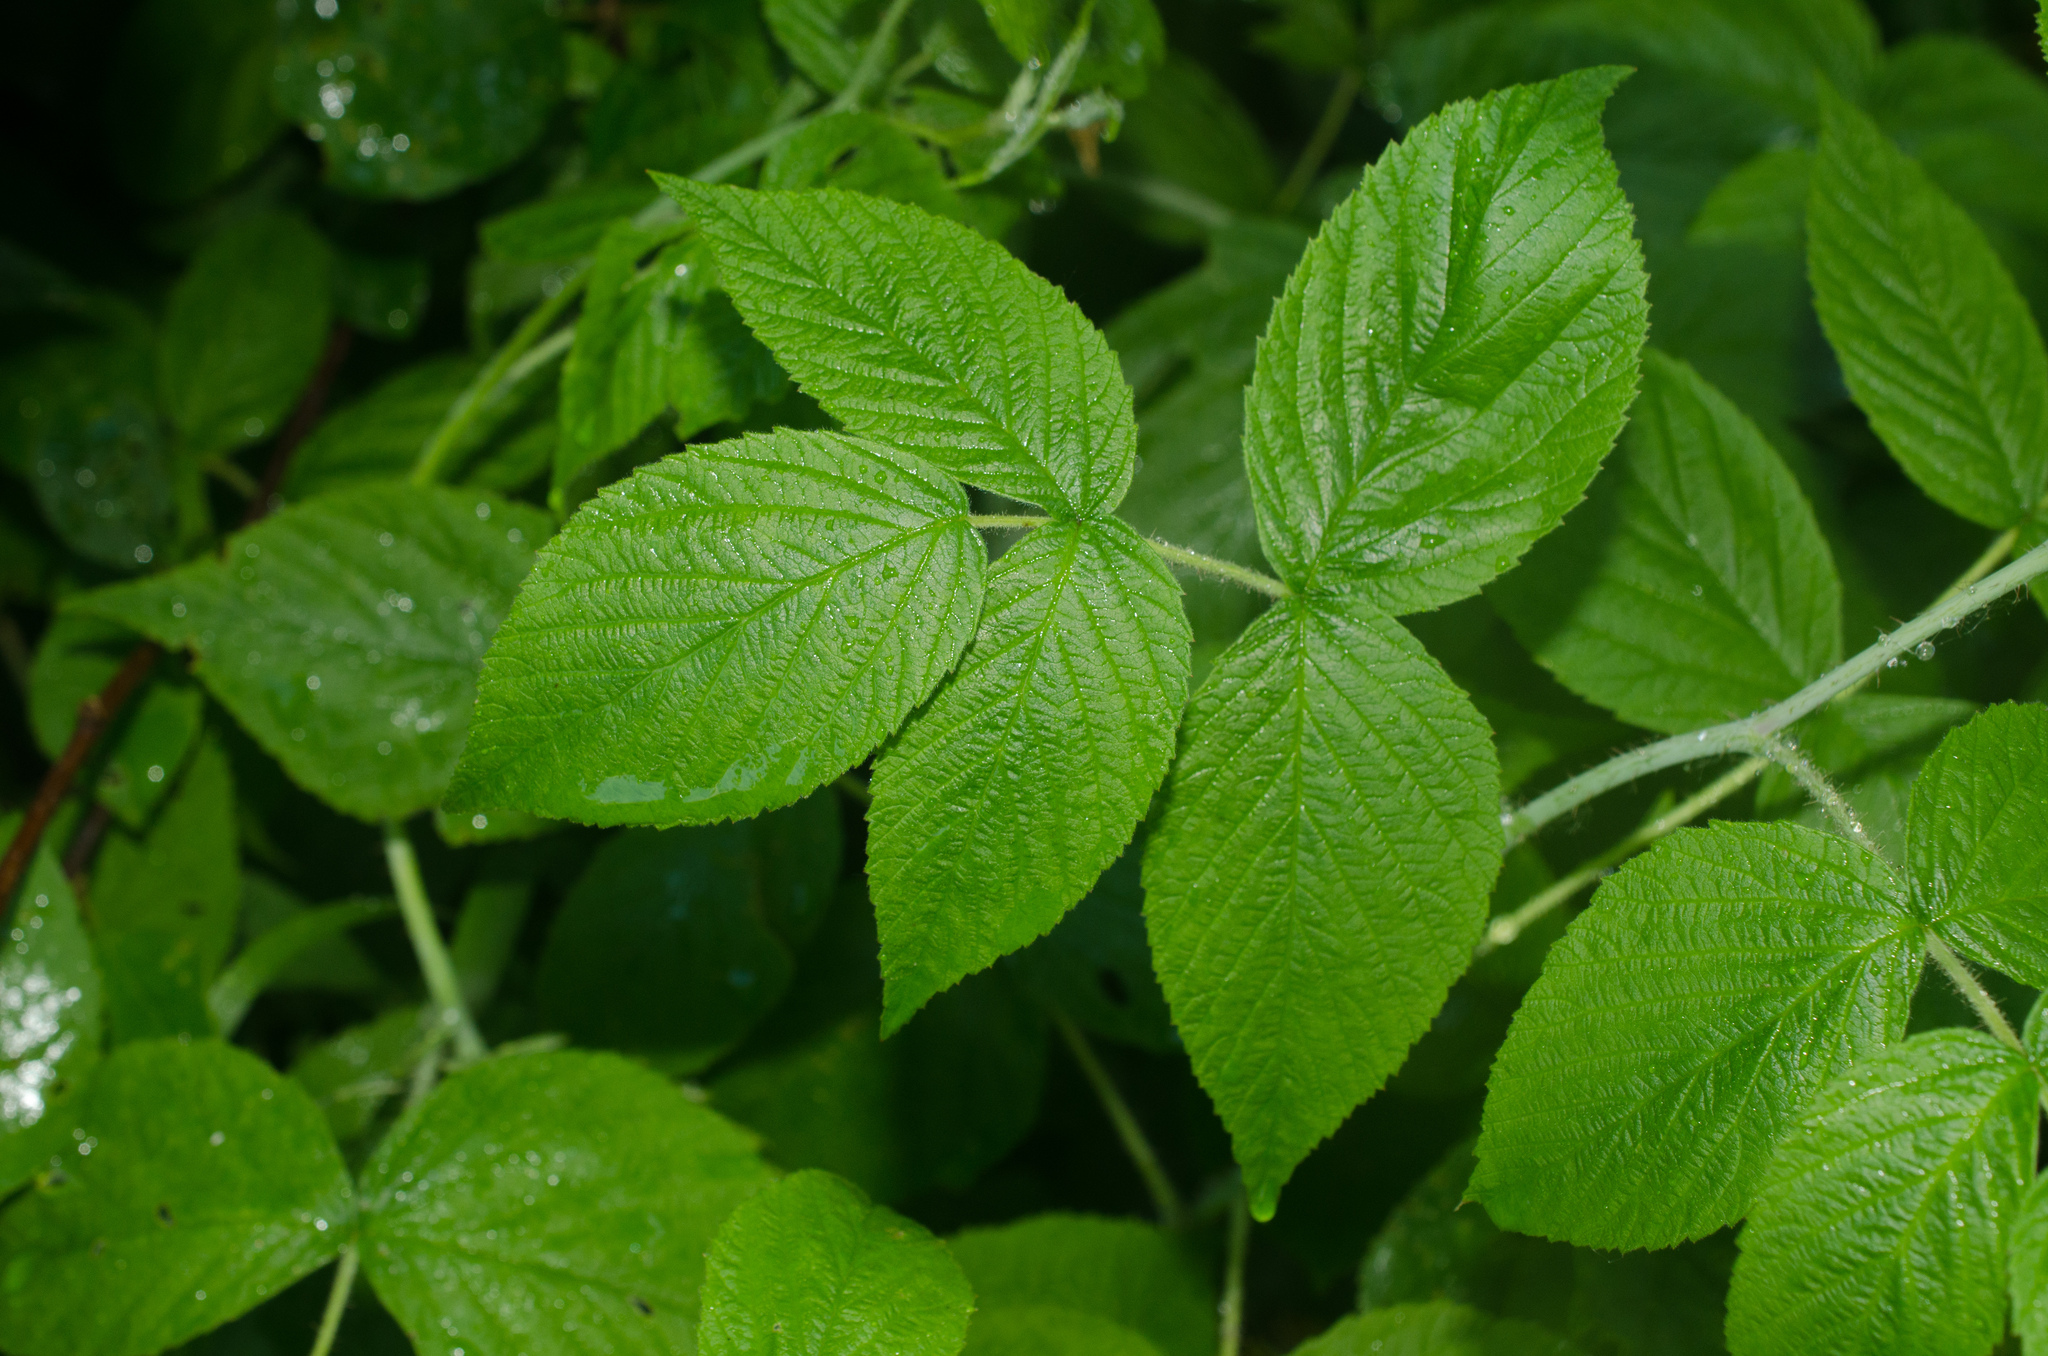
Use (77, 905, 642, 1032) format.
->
(1493, 350, 1841, 733)
(947, 1214, 1213, 1356)
(1725, 1030, 2037, 1356)
(0, 831, 101, 1195)
(358, 1051, 774, 1356)
(0, 1039, 353, 1356)
(1907, 702, 2048, 986)
(71, 485, 550, 821)
(449, 430, 983, 827)
(698, 1170, 973, 1356)
(1470, 822, 1922, 1251)
(1143, 592, 1499, 1218)
(869, 517, 1190, 1030)
(1243, 68, 1648, 609)
(1809, 85, 2048, 528)
(660, 180, 1136, 516)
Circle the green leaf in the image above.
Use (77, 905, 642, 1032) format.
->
(1005, 844, 1176, 1053)
(538, 824, 793, 1074)
(71, 485, 550, 821)
(283, 355, 480, 501)
(448, 430, 983, 828)
(660, 181, 1137, 517)
(964, 1308, 1164, 1356)
(2011, 1167, 2048, 1352)
(1144, 592, 1499, 1218)
(1471, 822, 1921, 1250)
(28, 612, 204, 829)
(1688, 147, 1809, 250)
(759, 112, 967, 223)
(358, 1050, 774, 1353)
(698, 1170, 974, 1356)
(331, 249, 430, 340)
(1242, 68, 1648, 609)
(106, 0, 284, 206)
(0, 1039, 353, 1356)
(273, 0, 565, 200)
(157, 213, 333, 457)
(979, 0, 1163, 96)
(763, 0, 895, 94)
(1294, 1303, 1588, 1356)
(91, 736, 241, 980)
(869, 517, 1189, 1029)
(208, 898, 396, 1035)
(0, 831, 101, 1195)
(1106, 54, 1278, 240)
(1492, 350, 1841, 733)
(479, 183, 659, 263)
(1753, 694, 1975, 860)
(947, 1214, 1214, 1356)
(1724, 1030, 2038, 1356)
(290, 1005, 428, 1146)
(1808, 86, 2048, 529)
(1908, 703, 2048, 987)
(585, 9, 779, 182)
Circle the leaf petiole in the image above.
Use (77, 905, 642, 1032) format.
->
(384, 819, 487, 1063)
(1052, 1009, 1184, 1227)
(306, 1244, 359, 1356)
(967, 515, 1293, 599)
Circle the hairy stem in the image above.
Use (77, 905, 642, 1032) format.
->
(1505, 538, 2048, 847)
(1052, 1010, 1184, 1227)
(383, 820, 487, 1063)
(1477, 756, 1768, 955)
(967, 516, 1293, 599)
(1925, 934, 2025, 1056)
(1273, 68, 1361, 214)
(307, 1245, 359, 1356)
(1218, 1188, 1250, 1356)
(1750, 734, 1879, 855)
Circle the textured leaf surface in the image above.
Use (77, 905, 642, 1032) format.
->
(662, 181, 1136, 515)
(947, 1214, 1214, 1356)
(1143, 592, 1499, 1217)
(1493, 351, 1840, 733)
(1725, 1031, 2037, 1356)
(1242, 68, 1648, 608)
(359, 1051, 774, 1356)
(698, 1170, 973, 1356)
(1294, 1303, 1588, 1356)
(964, 1307, 1163, 1356)
(1472, 823, 1921, 1250)
(0, 833, 101, 1194)
(72, 485, 548, 821)
(450, 430, 982, 827)
(1909, 703, 2048, 985)
(2011, 1168, 2048, 1352)
(0, 1040, 352, 1356)
(869, 517, 1189, 1029)
(1809, 87, 2048, 528)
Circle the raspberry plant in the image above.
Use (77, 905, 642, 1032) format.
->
(5, 1, 2048, 1354)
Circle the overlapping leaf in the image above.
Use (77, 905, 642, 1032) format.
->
(0, 832, 101, 1194)
(1294, 1302, 1588, 1356)
(947, 1213, 1214, 1356)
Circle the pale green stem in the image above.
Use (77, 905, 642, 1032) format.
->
(966, 515, 1293, 600)
(307, 1245, 359, 1356)
(826, 0, 918, 114)
(1273, 68, 1362, 214)
(1505, 539, 2048, 847)
(1477, 756, 1768, 955)
(1052, 1010, 1184, 1227)
(1750, 733, 1878, 855)
(1925, 934, 2026, 1057)
(204, 457, 261, 499)
(957, 1, 1095, 187)
(1218, 1188, 1250, 1356)
(1937, 525, 2023, 604)
(383, 820, 487, 1063)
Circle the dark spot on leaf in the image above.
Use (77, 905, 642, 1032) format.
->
(628, 1296, 653, 1317)
(155, 1203, 175, 1227)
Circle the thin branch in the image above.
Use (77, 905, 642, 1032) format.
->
(306, 1245, 360, 1356)
(1052, 1010, 1184, 1227)
(1751, 733, 1878, 855)
(1218, 1187, 1250, 1356)
(383, 819, 487, 1063)
(1925, 934, 2025, 1056)
(60, 804, 113, 883)
(1273, 68, 1362, 214)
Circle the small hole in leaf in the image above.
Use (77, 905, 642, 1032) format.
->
(1097, 967, 1130, 1007)
(628, 1297, 653, 1317)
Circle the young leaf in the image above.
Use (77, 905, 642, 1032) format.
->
(964, 1307, 1164, 1356)
(0, 1039, 353, 1356)
(156, 213, 333, 457)
(868, 517, 1190, 1029)
(448, 431, 983, 827)
(763, 0, 890, 94)
(1808, 86, 2048, 529)
(1143, 592, 1500, 1218)
(947, 1213, 1215, 1356)
(1293, 1302, 1589, 1356)
(659, 180, 1137, 516)
(358, 1051, 775, 1356)
(1471, 822, 1921, 1251)
(0, 833, 101, 1195)
(1242, 68, 1648, 610)
(1724, 1030, 2038, 1356)
(2011, 1167, 2048, 1351)
(71, 485, 550, 821)
(1907, 703, 2048, 986)
(698, 1170, 974, 1356)
(1493, 351, 1841, 733)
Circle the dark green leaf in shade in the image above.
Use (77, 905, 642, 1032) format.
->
(1724, 1030, 2037, 1356)
(1471, 823, 1921, 1251)
(71, 485, 550, 821)
(1907, 703, 2048, 986)
(763, 0, 891, 93)
(1292, 1303, 1589, 1356)
(28, 612, 204, 829)
(963, 1308, 1163, 1356)
(759, 113, 967, 223)
(1143, 592, 1499, 1218)
(1104, 55, 1278, 242)
(357, 1051, 774, 1355)
(106, 0, 285, 206)
(272, 0, 565, 200)
(1242, 68, 1648, 609)
(157, 213, 333, 458)
(1808, 86, 2048, 529)
(948, 1214, 1213, 1356)
(1688, 147, 1809, 251)
(698, 1170, 974, 1356)
(0, 1039, 353, 1356)
(207, 898, 397, 1035)
(234, 875, 387, 1003)
(290, 1005, 428, 1147)
(283, 356, 480, 500)
(331, 251, 431, 341)
(96, 930, 216, 1046)
(448, 431, 982, 828)
(661, 181, 1137, 516)
(979, 0, 1163, 96)
(478, 184, 661, 264)
(538, 824, 793, 1074)
(869, 517, 1190, 1031)
(91, 736, 241, 981)
(2010, 1161, 2048, 1351)
(0, 832, 101, 1195)
(1752, 694, 1975, 861)
(1005, 845, 1176, 1052)
(1492, 350, 1841, 733)
(583, 2, 778, 180)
